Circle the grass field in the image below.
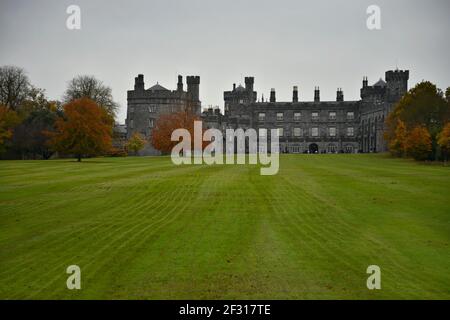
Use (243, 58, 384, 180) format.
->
(0, 154, 449, 299)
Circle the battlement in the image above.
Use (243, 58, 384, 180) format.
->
(245, 77, 254, 85)
(186, 76, 200, 84)
(385, 69, 409, 82)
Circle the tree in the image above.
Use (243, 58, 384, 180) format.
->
(9, 86, 62, 159)
(388, 119, 408, 157)
(48, 98, 113, 161)
(151, 110, 202, 154)
(63, 75, 118, 116)
(385, 81, 450, 160)
(405, 125, 432, 161)
(12, 107, 60, 159)
(0, 105, 20, 152)
(19, 86, 61, 115)
(126, 133, 146, 155)
(0, 65, 31, 110)
(437, 122, 450, 161)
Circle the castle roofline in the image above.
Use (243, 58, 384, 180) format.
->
(147, 83, 169, 91)
(373, 78, 386, 87)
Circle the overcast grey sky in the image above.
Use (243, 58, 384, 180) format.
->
(1, 0, 449, 122)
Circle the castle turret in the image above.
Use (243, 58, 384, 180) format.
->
(177, 75, 183, 92)
(293, 86, 298, 102)
(270, 88, 276, 103)
(134, 74, 144, 91)
(187, 75, 200, 102)
(245, 77, 254, 92)
(385, 69, 409, 101)
(314, 86, 320, 102)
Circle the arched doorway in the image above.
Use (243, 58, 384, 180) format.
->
(309, 143, 319, 154)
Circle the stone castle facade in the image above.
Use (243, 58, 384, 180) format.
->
(125, 69, 409, 154)
(126, 74, 201, 155)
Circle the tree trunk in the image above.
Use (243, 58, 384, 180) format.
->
(77, 155, 81, 162)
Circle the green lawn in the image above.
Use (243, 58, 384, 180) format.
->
(0, 154, 449, 299)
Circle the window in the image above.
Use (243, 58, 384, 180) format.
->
(149, 118, 154, 128)
(148, 105, 157, 113)
(277, 128, 284, 137)
(347, 127, 354, 136)
(311, 112, 319, 120)
(129, 107, 134, 113)
(293, 127, 302, 137)
(259, 128, 267, 137)
(239, 99, 244, 104)
(311, 127, 319, 137)
(329, 111, 336, 120)
(294, 112, 301, 121)
(329, 127, 336, 136)
(345, 145, 354, 153)
(258, 113, 266, 121)
(129, 119, 134, 129)
(276, 112, 284, 121)
(347, 111, 354, 120)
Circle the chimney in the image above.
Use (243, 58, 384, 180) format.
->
(314, 86, 320, 102)
(270, 88, 276, 103)
(292, 86, 298, 102)
(363, 76, 368, 88)
(177, 75, 183, 91)
(233, 83, 236, 91)
(134, 74, 144, 91)
(336, 88, 344, 102)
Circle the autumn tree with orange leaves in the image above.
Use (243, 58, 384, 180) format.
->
(48, 98, 113, 161)
(405, 125, 432, 160)
(437, 122, 450, 160)
(388, 119, 408, 157)
(151, 109, 203, 155)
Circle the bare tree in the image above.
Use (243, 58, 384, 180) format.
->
(63, 75, 118, 117)
(0, 66, 31, 110)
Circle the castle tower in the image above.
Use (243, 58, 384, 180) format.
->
(245, 77, 254, 92)
(385, 69, 409, 101)
(187, 76, 200, 102)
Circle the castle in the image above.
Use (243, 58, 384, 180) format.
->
(125, 69, 409, 155)
(125, 74, 201, 154)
